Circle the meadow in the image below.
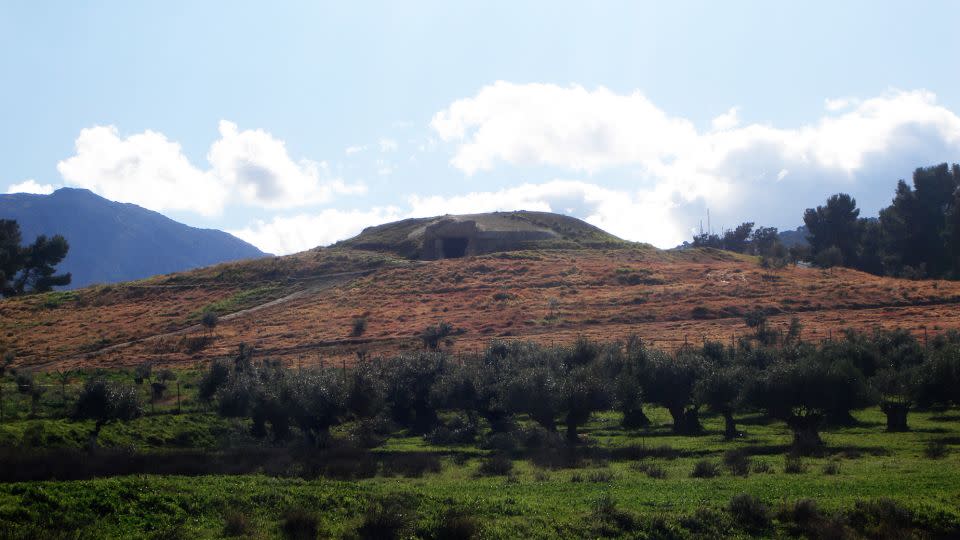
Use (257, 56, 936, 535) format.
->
(0, 363, 958, 539)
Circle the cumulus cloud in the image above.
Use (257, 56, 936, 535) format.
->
(57, 122, 364, 216)
(432, 83, 960, 244)
(229, 207, 403, 255)
(711, 107, 741, 131)
(6, 179, 57, 195)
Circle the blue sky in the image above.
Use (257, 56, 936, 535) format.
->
(3, 1, 960, 254)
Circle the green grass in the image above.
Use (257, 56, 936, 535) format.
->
(1, 391, 959, 538)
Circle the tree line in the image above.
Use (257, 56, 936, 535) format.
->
(693, 162, 960, 278)
(161, 322, 960, 455)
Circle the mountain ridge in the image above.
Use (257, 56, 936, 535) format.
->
(0, 187, 268, 288)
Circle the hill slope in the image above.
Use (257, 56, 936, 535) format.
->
(4, 207, 960, 371)
(0, 188, 267, 288)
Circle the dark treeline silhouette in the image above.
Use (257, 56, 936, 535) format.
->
(805, 163, 960, 278)
(0, 219, 71, 297)
(196, 323, 960, 455)
(693, 162, 960, 279)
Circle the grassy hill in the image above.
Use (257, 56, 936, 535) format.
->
(3, 211, 960, 370)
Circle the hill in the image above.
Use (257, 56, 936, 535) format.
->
(0, 188, 268, 288)
(3, 211, 960, 371)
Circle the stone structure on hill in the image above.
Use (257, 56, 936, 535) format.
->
(419, 216, 558, 260)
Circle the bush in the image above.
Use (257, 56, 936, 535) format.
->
(591, 493, 636, 536)
(728, 493, 772, 533)
(380, 452, 442, 478)
(434, 508, 480, 540)
(631, 461, 668, 479)
(280, 508, 319, 540)
(723, 449, 752, 477)
(752, 460, 772, 474)
(587, 470, 616, 483)
(690, 460, 721, 478)
(784, 454, 807, 474)
(680, 506, 734, 537)
(847, 498, 914, 538)
(223, 510, 253, 537)
(477, 455, 513, 476)
(357, 494, 416, 540)
(923, 440, 950, 459)
(352, 317, 367, 337)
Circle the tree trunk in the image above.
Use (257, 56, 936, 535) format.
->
(880, 402, 910, 432)
(621, 407, 651, 429)
(722, 410, 739, 440)
(87, 421, 104, 452)
(669, 407, 703, 435)
(787, 414, 823, 454)
(566, 421, 579, 444)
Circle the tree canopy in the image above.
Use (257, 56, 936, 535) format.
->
(0, 219, 71, 297)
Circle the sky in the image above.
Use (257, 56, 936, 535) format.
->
(2, 1, 960, 255)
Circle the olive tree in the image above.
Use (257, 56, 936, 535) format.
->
(73, 378, 142, 448)
(641, 348, 705, 435)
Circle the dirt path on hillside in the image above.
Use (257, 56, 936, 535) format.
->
(31, 269, 375, 370)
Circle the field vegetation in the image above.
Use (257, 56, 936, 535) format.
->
(1, 327, 959, 538)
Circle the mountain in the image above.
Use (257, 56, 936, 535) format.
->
(0, 188, 268, 288)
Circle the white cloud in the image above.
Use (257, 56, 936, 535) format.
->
(57, 126, 226, 216)
(431, 81, 698, 174)
(711, 106, 740, 131)
(432, 83, 960, 244)
(57, 121, 364, 216)
(407, 180, 682, 247)
(229, 207, 403, 255)
(6, 179, 57, 195)
(345, 145, 366, 155)
(208, 120, 365, 208)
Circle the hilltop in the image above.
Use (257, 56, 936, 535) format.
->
(0, 188, 267, 288)
(3, 211, 960, 371)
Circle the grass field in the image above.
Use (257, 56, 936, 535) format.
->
(1, 383, 958, 539)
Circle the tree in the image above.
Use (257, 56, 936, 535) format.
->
(0, 219, 71, 297)
(642, 348, 705, 434)
(745, 352, 872, 453)
(73, 378, 142, 448)
(803, 194, 862, 267)
(696, 364, 746, 440)
(421, 321, 453, 351)
(201, 310, 219, 336)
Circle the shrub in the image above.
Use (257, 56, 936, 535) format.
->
(223, 510, 253, 537)
(690, 460, 721, 478)
(280, 508, 319, 540)
(380, 453, 442, 478)
(728, 493, 772, 533)
(923, 440, 949, 459)
(434, 508, 480, 540)
(723, 449, 752, 477)
(847, 498, 914, 538)
(591, 493, 636, 536)
(752, 460, 772, 474)
(352, 317, 367, 337)
(201, 310, 219, 333)
(477, 455, 513, 476)
(784, 453, 807, 474)
(632, 462, 667, 479)
(357, 494, 416, 540)
(587, 470, 615, 483)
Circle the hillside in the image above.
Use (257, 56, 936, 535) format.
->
(0, 188, 268, 288)
(3, 210, 960, 371)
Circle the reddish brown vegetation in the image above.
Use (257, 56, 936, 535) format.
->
(4, 246, 960, 371)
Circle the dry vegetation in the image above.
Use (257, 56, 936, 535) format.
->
(4, 244, 960, 370)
